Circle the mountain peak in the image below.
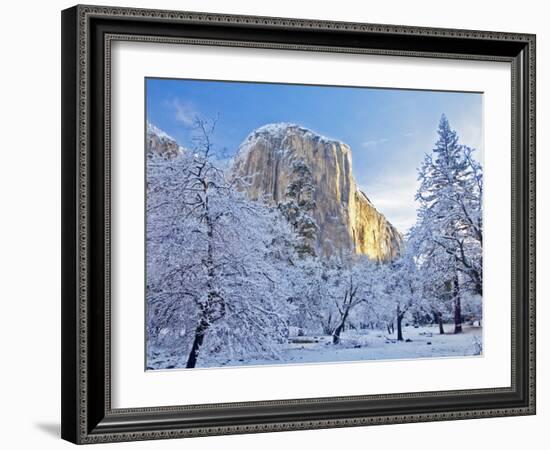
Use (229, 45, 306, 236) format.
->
(147, 121, 176, 142)
(146, 122, 185, 159)
(235, 123, 351, 167)
(244, 122, 347, 146)
(232, 123, 402, 261)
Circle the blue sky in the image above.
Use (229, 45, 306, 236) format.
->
(146, 78, 483, 233)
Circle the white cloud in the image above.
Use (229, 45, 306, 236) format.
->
(358, 173, 419, 234)
(454, 121, 483, 155)
(362, 138, 388, 148)
(171, 99, 198, 127)
(444, 108, 484, 161)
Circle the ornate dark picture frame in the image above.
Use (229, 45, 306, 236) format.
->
(61, 4, 536, 444)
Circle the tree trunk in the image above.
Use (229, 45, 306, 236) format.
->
(438, 312, 445, 335)
(453, 298, 462, 333)
(332, 323, 343, 344)
(332, 301, 351, 344)
(475, 280, 482, 297)
(397, 314, 404, 341)
(332, 311, 349, 344)
(187, 189, 217, 369)
(186, 316, 209, 368)
(453, 275, 462, 334)
(434, 311, 445, 334)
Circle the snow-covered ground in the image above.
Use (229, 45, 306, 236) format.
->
(147, 324, 482, 370)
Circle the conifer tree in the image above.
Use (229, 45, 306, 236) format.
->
(413, 114, 483, 333)
(278, 159, 319, 257)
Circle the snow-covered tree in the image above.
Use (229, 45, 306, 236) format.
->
(147, 118, 298, 368)
(376, 249, 423, 341)
(278, 159, 319, 257)
(285, 257, 326, 335)
(319, 255, 378, 344)
(413, 114, 483, 333)
(407, 225, 454, 334)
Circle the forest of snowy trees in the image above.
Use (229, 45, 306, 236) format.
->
(146, 114, 483, 370)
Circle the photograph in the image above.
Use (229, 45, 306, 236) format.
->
(145, 78, 484, 370)
(56, 3, 536, 445)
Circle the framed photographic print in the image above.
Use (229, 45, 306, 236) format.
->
(61, 4, 536, 444)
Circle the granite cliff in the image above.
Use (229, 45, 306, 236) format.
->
(147, 122, 184, 159)
(232, 123, 403, 261)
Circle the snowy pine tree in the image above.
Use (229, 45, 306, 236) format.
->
(278, 159, 319, 258)
(412, 114, 483, 333)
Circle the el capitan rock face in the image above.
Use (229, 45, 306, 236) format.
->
(232, 123, 403, 261)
